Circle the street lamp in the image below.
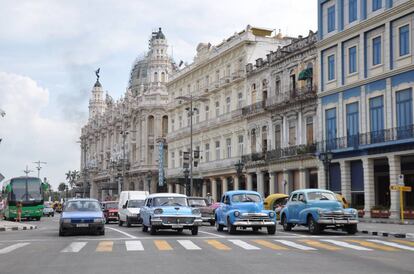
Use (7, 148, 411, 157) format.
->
(235, 160, 245, 189)
(146, 171, 152, 194)
(183, 168, 190, 196)
(319, 152, 333, 191)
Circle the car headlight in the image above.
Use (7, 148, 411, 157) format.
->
(154, 208, 163, 215)
(94, 218, 104, 223)
(191, 208, 201, 215)
(269, 211, 275, 218)
(317, 209, 329, 215)
(62, 219, 71, 223)
(234, 211, 240, 217)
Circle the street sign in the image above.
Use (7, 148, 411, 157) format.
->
(389, 183, 412, 223)
(398, 174, 404, 185)
(390, 185, 412, 192)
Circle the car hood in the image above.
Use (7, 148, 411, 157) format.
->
(156, 206, 194, 215)
(61, 211, 103, 219)
(199, 206, 214, 214)
(307, 200, 343, 209)
(107, 209, 118, 213)
(126, 208, 140, 214)
(231, 202, 264, 212)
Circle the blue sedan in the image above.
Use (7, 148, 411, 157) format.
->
(59, 198, 105, 236)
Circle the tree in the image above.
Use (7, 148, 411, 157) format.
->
(58, 182, 67, 192)
(66, 170, 80, 188)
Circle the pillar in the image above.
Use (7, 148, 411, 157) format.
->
(318, 162, 327, 189)
(175, 183, 181, 194)
(299, 168, 308, 189)
(167, 183, 174, 193)
(222, 177, 228, 194)
(151, 176, 157, 194)
(90, 181, 98, 199)
(246, 173, 253, 190)
(211, 178, 218, 202)
(363, 158, 375, 218)
(282, 170, 291, 194)
(388, 155, 401, 219)
(202, 181, 207, 197)
(257, 171, 264, 197)
(233, 175, 239, 191)
(340, 160, 351, 203)
(269, 172, 276, 194)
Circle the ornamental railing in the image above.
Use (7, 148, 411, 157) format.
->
(242, 101, 265, 116)
(241, 143, 317, 163)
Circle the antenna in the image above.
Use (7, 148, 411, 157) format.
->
(23, 165, 33, 177)
(33, 161, 47, 178)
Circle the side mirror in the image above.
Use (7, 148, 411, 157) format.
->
(122, 204, 127, 209)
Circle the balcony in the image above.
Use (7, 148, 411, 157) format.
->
(318, 125, 414, 153)
(266, 85, 317, 108)
(242, 101, 265, 116)
(231, 70, 244, 80)
(220, 76, 231, 87)
(242, 143, 317, 164)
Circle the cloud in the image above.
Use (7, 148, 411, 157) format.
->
(0, 72, 80, 189)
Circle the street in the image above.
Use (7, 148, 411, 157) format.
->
(0, 217, 413, 274)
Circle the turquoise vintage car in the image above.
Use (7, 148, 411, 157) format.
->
(215, 190, 276, 234)
(280, 189, 358, 235)
(140, 193, 202, 235)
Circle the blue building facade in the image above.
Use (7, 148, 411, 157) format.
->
(317, 0, 414, 218)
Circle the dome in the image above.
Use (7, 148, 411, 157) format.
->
(153, 27, 165, 40)
(94, 80, 102, 88)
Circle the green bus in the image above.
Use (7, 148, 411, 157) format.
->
(2, 176, 48, 221)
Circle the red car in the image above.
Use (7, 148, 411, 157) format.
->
(101, 201, 118, 224)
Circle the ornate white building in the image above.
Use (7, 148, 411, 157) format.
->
(80, 28, 175, 200)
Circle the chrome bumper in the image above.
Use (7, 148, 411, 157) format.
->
(318, 218, 358, 224)
(151, 218, 203, 227)
(233, 220, 276, 226)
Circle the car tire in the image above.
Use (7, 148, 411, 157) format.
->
(267, 225, 276, 235)
(142, 224, 148, 232)
(191, 226, 198, 236)
(252, 227, 260, 232)
(215, 219, 224, 232)
(118, 219, 123, 227)
(345, 224, 357, 235)
(126, 217, 131, 227)
(227, 218, 236, 234)
(100, 229, 105, 236)
(150, 226, 157, 235)
(308, 215, 320, 235)
(176, 228, 183, 233)
(281, 215, 292, 232)
(209, 220, 215, 226)
(51, 213, 54, 217)
(59, 227, 65, 237)
(35, 217, 41, 221)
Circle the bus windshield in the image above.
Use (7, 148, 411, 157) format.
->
(10, 178, 42, 202)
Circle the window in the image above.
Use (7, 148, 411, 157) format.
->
(205, 143, 210, 162)
(399, 25, 410, 57)
(327, 5, 336, 33)
(369, 96, 384, 143)
(346, 102, 359, 147)
(226, 138, 232, 158)
(215, 141, 220, 160)
(348, 46, 357, 73)
(349, 0, 357, 23)
(171, 152, 175, 168)
(205, 105, 209, 120)
(306, 117, 314, 145)
(195, 107, 200, 123)
(372, 36, 382, 65)
(205, 75, 210, 88)
(238, 135, 244, 156)
(226, 97, 231, 113)
(238, 92, 243, 109)
(325, 108, 337, 149)
(275, 79, 281, 94)
(396, 89, 413, 139)
(215, 101, 220, 117)
(171, 119, 175, 131)
(288, 121, 296, 146)
(372, 0, 382, 11)
(179, 150, 183, 167)
(215, 70, 220, 82)
(328, 55, 335, 81)
(289, 71, 296, 92)
(274, 124, 281, 148)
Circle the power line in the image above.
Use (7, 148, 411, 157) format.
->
(33, 161, 47, 178)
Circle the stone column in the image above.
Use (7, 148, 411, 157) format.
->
(363, 158, 375, 218)
(257, 171, 264, 197)
(222, 177, 228, 194)
(202, 181, 207, 197)
(269, 172, 276, 194)
(388, 155, 401, 219)
(211, 178, 218, 202)
(318, 162, 327, 189)
(151, 175, 157, 194)
(299, 168, 308, 189)
(282, 170, 291, 194)
(233, 175, 239, 191)
(340, 160, 351, 203)
(246, 173, 253, 190)
(167, 183, 174, 193)
(90, 181, 98, 199)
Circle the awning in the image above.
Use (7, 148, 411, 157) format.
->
(298, 68, 313, 80)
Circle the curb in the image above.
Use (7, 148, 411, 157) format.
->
(360, 229, 411, 238)
(0, 225, 37, 232)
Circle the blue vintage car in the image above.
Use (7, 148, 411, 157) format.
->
(59, 198, 105, 236)
(140, 193, 202, 235)
(215, 190, 276, 234)
(280, 189, 358, 235)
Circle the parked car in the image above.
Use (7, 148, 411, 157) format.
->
(101, 201, 118, 224)
(43, 202, 54, 217)
(215, 190, 277, 235)
(280, 189, 358, 235)
(59, 198, 105, 236)
(264, 193, 289, 220)
(118, 191, 148, 227)
(140, 193, 202, 235)
(187, 197, 215, 225)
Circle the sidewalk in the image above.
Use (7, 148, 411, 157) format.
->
(358, 220, 414, 238)
(0, 220, 38, 232)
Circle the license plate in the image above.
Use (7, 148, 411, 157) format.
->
(171, 224, 183, 228)
(251, 222, 262, 225)
(76, 224, 89, 228)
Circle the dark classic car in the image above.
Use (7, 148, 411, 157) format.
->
(101, 201, 118, 224)
(187, 197, 215, 225)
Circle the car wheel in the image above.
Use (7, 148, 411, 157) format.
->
(209, 220, 215, 226)
(150, 226, 157, 235)
(267, 225, 276, 235)
(52, 213, 54, 217)
(100, 229, 105, 236)
(345, 224, 357, 235)
(215, 218, 224, 232)
(176, 228, 183, 233)
(191, 226, 198, 236)
(308, 215, 320, 235)
(126, 217, 131, 227)
(118, 219, 123, 227)
(142, 224, 148, 232)
(227, 218, 236, 234)
(35, 217, 41, 221)
(252, 227, 260, 232)
(59, 227, 65, 237)
(281, 215, 292, 232)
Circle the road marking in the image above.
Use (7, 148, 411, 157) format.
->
(228, 240, 260, 250)
(299, 240, 342, 251)
(392, 240, 414, 247)
(198, 230, 225, 238)
(105, 227, 137, 239)
(154, 240, 173, 251)
(60, 242, 87, 253)
(252, 240, 289, 250)
(125, 241, 144, 251)
(368, 240, 414, 251)
(347, 240, 398, 251)
(274, 240, 316, 251)
(206, 240, 231, 250)
(0, 243, 30, 254)
(322, 240, 372, 251)
(177, 240, 201, 250)
(96, 241, 113, 252)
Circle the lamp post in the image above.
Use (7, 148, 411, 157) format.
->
(146, 171, 152, 194)
(183, 168, 190, 196)
(319, 152, 333, 191)
(235, 160, 244, 189)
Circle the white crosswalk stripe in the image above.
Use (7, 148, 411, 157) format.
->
(367, 240, 414, 251)
(322, 240, 372, 251)
(228, 240, 260, 250)
(61, 242, 87, 253)
(274, 240, 316, 250)
(177, 240, 201, 250)
(0, 243, 30, 254)
(125, 241, 144, 251)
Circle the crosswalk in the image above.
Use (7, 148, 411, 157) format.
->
(0, 238, 413, 254)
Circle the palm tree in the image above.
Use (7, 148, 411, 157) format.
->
(58, 182, 67, 192)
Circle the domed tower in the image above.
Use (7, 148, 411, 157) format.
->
(88, 78, 106, 120)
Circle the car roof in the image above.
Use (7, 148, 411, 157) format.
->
(290, 189, 334, 194)
(146, 193, 187, 199)
(67, 198, 100, 202)
(187, 197, 207, 199)
(224, 190, 261, 196)
(101, 201, 117, 203)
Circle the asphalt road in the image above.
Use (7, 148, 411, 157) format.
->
(0, 216, 413, 274)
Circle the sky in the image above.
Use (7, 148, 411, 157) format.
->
(0, 0, 317, 190)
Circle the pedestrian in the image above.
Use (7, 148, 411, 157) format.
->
(206, 193, 212, 205)
(16, 201, 22, 222)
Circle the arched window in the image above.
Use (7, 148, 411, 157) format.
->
(262, 126, 268, 152)
(162, 115, 168, 137)
(251, 83, 257, 104)
(161, 72, 166, 82)
(289, 69, 296, 95)
(154, 72, 158, 82)
(251, 128, 257, 153)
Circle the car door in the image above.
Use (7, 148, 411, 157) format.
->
(222, 195, 231, 225)
(141, 198, 151, 225)
(296, 193, 307, 223)
(288, 193, 299, 223)
(217, 195, 226, 224)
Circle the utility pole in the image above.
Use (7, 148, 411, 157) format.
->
(77, 139, 88, 198)
(23, 165, 33, 176)
(33, 161, 47, 178)
(120, 129, 129, 195)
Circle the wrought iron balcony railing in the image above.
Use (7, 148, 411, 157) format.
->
(242, 101, 265, 116)
(241, 143, 317, 163)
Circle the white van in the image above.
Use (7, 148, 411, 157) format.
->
(118, 191, 149, 227)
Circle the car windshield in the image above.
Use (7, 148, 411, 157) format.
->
(188, 199, 207, 207)
(153, 197, 188, 207)
(64, 200, 101, 212)
(105, 202, 118, 209)
(231, 194, 261, 203)
(307, 192, 337, 201)
(11, 178, 42, 201)
(128, 200, 145, 208)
